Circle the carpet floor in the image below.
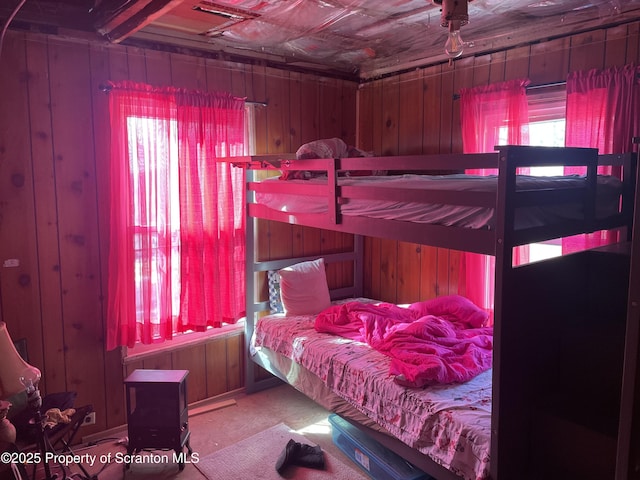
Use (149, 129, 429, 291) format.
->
(194, 422, 367, 480)
(32, 384, 370, 480)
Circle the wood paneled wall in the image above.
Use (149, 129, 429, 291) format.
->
(358, 20, 640, 305)
(0, 30, 357, 434)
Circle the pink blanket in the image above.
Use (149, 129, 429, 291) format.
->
(315, 295, 493, 387)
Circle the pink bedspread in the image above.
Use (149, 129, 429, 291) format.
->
(315, 295, 493, 387)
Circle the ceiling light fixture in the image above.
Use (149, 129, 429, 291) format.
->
(432, 0, 472, 60)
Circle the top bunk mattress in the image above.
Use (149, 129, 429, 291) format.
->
(253, 174, 623, 230)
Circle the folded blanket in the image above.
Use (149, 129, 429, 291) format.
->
(315, 295, 493, 387)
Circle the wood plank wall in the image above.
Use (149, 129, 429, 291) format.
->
(0, 30, 357, 434)
(358, 20, 640, 305)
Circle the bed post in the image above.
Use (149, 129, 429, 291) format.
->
(244, 168, 282, 394)
(491, 145, 514, 480)
(353, 234, 364, 298)
(245, 167, 258, 394)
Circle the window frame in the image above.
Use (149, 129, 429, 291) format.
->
(525, 84, 568, 262)
(122, 103, 255, 358)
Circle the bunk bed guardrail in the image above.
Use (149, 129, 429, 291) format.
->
(239, 146, 637, 256)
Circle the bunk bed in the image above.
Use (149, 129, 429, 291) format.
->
(236, 145, 638, 480)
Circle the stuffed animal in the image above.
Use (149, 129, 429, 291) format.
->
(43, 407, 76, 429)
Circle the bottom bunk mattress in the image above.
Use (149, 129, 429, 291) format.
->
(251, 299, 492, 480)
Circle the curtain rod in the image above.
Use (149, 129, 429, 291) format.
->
(98, 84, 268, 107)
(453, 80, 567, 100)
(527, 80, 568, 91)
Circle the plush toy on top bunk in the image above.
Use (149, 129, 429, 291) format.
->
(281, 137, 384, 180)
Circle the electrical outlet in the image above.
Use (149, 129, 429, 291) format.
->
(81, 412, 96, 426)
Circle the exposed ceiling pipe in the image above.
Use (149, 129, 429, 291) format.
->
(95, 0, 185, 43)
(0, 0, 26, 60)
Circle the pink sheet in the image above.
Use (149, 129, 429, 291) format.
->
(315, 295, 493, 387)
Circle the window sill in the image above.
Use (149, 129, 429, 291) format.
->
(122, 319, 244, 365)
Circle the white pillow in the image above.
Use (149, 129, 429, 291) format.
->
(278, 258, 331, 315)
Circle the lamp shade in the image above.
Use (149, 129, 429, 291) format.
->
(0, 322, 41, 399)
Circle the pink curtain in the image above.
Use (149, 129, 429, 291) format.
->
(106, 81, 246, 350)
(459, 79, 531, 320)
(564, 64, 640, 253)
(176, 90, 246, 332)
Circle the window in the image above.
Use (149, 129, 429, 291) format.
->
(127, 107, 254, 341)
(498, 86, 567, 263)
(106, 82, 248, 351)
(128, 116, 181, 339)
(527, 87, 567, 262)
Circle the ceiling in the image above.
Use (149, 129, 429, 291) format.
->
(3, 0, 640, 79)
